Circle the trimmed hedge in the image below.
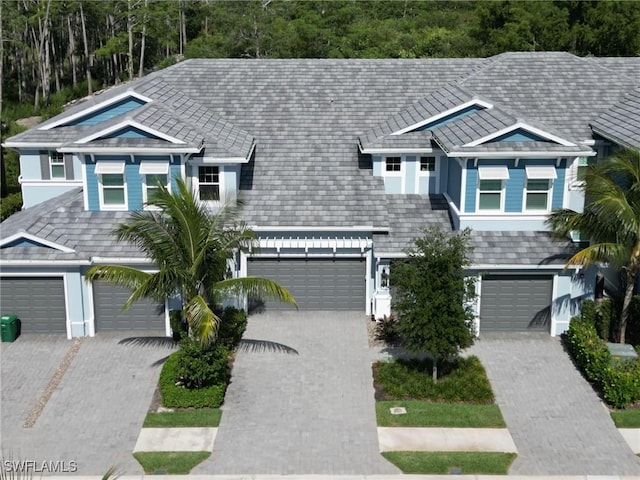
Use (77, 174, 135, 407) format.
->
(159, 351, 226, 408)
(565, 317, 640, 408)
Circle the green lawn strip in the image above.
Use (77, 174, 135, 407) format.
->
(143, 408, 221, 427)
(382, 451, 515, 474)
(377, 400, 505, 427)
(133, 452, 210, 474)
(611, 409, 640, 428)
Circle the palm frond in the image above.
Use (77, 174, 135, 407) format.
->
(85, 265, 152, 289)
(184, 295, 221, 346)
(213, 277, 298, 308)
(566, 242, 629, 269)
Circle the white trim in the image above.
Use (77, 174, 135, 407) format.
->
(3, 142, 63, 148)
(194, 164, 223, 204)
(0, 272, 72, 339)
(383, 156, 403, 175)
(416, 155, 438, 195)
(247, 252, 366, 259)
(470, 264, 575, 270)
(359, 147, 436, 154)
(86, 278, 96, 337)
(40, 91, 152, 130)
(49, 151, 66, 179)
(447, 150, 594, 158)
(82, 161, 90, 210)
(391, 99, 493, 136)
(59, 146, 200, 154)
(475, 275, 482, 336)
(525, 165, 557, 179)
(464, 122, 576, 147)
(74, 119, 186, 145)
(0, 260, 90, 266)
(19, 180, 83, 187)
(458, 212, 549, 219)
(0, 232, 75, 253)
(90, 256, 152, 264)
(365, 249, 372, 316)
(97, 172, 128, 211)
(189, 156, 252, 164)
(139, 161, 169, 175)
(95, 161, 125, 174)
(256, 236, 372, 252)
(142, 172, 170, 208)
(477, 165, 509, 180)
(252, 225, 375, 232)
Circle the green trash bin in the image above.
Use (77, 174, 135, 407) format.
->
(1, 314, 19, 342)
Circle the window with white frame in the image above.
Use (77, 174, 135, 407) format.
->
(478, 180, 503, 210)
(385, 156, 401, 172)
(101, 174, 126, 207)
(476, 165, 509, 211)
(49, 151, 65, 178)
(420, 156, 436, 172)
(198, 166, 220, 201)
(144, 174, 168, 203)
(524, 165, 556, 212)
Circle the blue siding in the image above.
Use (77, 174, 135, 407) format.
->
(405, 156, 417, 194)
(126, 163, 143, 210)
(446, 159, 462, 210)
(105, 126, 162, 139)
(505, 164, 524, 212)
(486, 129, 553, 143)
(414, 105, 484, 132)
(19, 150, 42, 180)
(86, 162, 99, 211)
(68, 97, 146, 126)
(465, 161, 477, 212)
(552, 159, 566, 209)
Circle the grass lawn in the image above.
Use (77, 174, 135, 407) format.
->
(374, 355, 495, 403)
(143, 408, 222, 427)
(611, 409, 640, 428)
(133, 452, 210, 474)
(377, 400, 505, 427)
(382, 451, 515, 474)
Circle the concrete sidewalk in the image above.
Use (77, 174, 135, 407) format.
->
(37, 475, 640, 480)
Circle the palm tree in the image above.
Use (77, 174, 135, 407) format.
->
(86, 179, 297, 345)
(546, 148, 640, 344)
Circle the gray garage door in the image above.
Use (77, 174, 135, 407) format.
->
(0, 277, 66, 333)
(247, 258, 365, 311)
(480, 275, 552, 332)
(93, 282, 166, 332)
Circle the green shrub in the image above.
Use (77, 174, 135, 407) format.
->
(580, 299, 613, 341)
(176, 337, 229, 389)
(217, 307, 247, 349)
(0, 192, 22, 221)
(159, 352, 226, 408)
(374, 314, 400, 344)
(626, 296, 640, 347)
(565, 316, 640, 408)
(601, 360, 640, 409)
(374, 355, 494, 404)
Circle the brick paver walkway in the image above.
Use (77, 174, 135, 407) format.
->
(468, 333, 640, 476)
(193, 311, 399, 475)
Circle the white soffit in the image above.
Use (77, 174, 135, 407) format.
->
(95, 161, 125, 174)
(477, 165, 509, 180)
(139, 161, 170, 175)
(525, 165, 557, 179)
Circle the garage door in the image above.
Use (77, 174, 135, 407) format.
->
(93, 282, 166, 332)
(0, 277, 66, 333)
(480, 275, 552, 332)
(247, 258, 365, 311)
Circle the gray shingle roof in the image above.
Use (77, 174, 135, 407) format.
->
(591, 87, 640, 150)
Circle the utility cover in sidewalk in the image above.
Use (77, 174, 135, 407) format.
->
(390, 407, 407, 415)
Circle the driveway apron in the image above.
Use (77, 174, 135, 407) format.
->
(468, 333, 640, 476)
(1, 334, 174, 475)
(194, 311, 398, 475)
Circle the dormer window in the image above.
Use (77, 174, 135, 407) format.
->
(198, 166, 220, 201)
(95, 161, 127, 210)
(385, 157, 401, 172)
(50, 152, 65, 178)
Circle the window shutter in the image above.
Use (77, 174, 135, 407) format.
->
(40, 150, 50, 180)
(64, 154, 74, 180)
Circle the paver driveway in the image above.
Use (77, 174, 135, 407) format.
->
(193, 311, 399, 475)
(468, 333, 640, 476)
(1, 333, 175, 475)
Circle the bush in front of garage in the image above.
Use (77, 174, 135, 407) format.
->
(159, 307, 248, 408)
(565, 316, 640, 408)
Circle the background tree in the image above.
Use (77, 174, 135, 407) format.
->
(85, 180, 297, 345)
(390, 226, 476, 382)
(547, 148, 640, 344)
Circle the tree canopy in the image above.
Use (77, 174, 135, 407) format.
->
(546, 148, 640, 344)
(390, 226, 476, 381)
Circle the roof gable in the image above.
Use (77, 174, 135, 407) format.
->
(40, 91, 151, 130)
(464, 123, 576, 147)
(484, 128, 555, 144)
(399, 102, 489, 134)
(0, 232, 75, 253)
(74, 120, 186, 145)
(102, 125, 167, 140)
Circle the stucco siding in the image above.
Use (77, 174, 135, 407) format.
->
(22, 185, 81, 209)
(19, 150, 42, 180)
(372, 156, 382, 176)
